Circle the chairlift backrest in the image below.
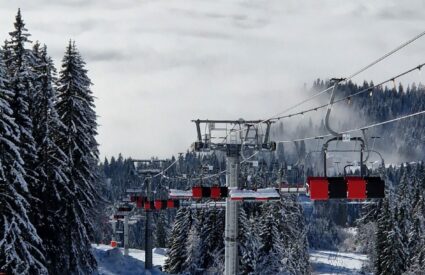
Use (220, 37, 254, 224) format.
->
(307, 176, 385, 200)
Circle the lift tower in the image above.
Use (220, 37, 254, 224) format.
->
(131, 159, 168, 270)
(192, 119, 276, 275)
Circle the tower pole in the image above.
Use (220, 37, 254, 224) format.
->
(145, 177, 153, 269)
(224, 144, 240, 275)
(124, 215, 129, 256)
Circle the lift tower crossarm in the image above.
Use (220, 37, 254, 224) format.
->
(191, 119, 275, 152)
(191, 119, 276, 275)
(130, 158, 168, 270)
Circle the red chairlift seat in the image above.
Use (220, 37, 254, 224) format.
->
(192, 186, 212, 199)
(307, 177, 329, 200)
(192, 186, 203, 200)
(167, 199, 176, 208)
(154, 200, 162, 210)
(144, 201, 155, 211)
(210, 186, 221, 199)
(346, 177, 367, 199)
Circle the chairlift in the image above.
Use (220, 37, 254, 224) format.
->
(307, 136, 385, 200)
(192, 163, 227, 200)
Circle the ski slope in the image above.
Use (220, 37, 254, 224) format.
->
(92, 244, 167, 275)
(93, 244, 368, 274)
(310, 250, 369, 275)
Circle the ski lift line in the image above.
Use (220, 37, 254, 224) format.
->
(133, 32, 425, 176)
(151, 158, 179, 178)
(270, 63, 425, 121)
(134, 33, 425, 188)
(346, 30, 425, 80)
(158, 151, 259, 181)
(277, 109, 425, 143)
(191, 151, 260, 181)
(217, 30, 425, 140)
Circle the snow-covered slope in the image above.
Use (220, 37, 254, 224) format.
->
(92, 244, 167, 275)
(93, 244, 368, 274)
(310, 250, 369, 275)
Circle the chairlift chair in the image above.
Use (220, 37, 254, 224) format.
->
(307, 136, 385, 200)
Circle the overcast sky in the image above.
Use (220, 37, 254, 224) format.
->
(0, 0, 424, 159)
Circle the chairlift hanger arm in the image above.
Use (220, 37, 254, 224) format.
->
(324, 81, 343, 137)
(323, 137, 365, 177)
(263, 120, 272, 144)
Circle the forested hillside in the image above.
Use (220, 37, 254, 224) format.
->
(99, 79, 425, 274)
(1, 5, 425, 275)
(0, 10, 101, 274)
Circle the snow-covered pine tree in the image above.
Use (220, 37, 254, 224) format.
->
(155, 211, 168, 248)
(0, 48, 47, 274)
(31, 43, 72, 273)
(239, 205, 260, 274)
(279, 196, 310, 274)
(55, 41, 98, 273)
(257, 203, 286, 274)
(198, 208, 225, 270)
(4, 9, 39, 195)
(164, 207, 192, 273)
(404, 163, 425, 273)
(374, 192, 405, 275)
(184, 210, 202, 274)
(393, 165, 413, 272)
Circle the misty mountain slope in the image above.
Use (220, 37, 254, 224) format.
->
(272, 80, 425, 164)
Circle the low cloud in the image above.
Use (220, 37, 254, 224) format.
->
(0, 0, 423, 159)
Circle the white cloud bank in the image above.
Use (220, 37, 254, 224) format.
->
(0, 0, 424, 159)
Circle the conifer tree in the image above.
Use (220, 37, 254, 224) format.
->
(31, 43, 71, 274)
(56, 41, 98, 273)
(198, 208, 225, 269)
(257, 203, 285, 274)
(239, 206, 260, 274)
(184, 211, 202, 274)
(374, 194, 402, 275)
(4, 9, 38, 192)
(280, 196, 310, 274)
(164, 207, 192, 273)
(155, 212, 168, 248)
(0, 48, 47, 274)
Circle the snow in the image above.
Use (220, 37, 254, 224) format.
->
(280, 186, 307, 193)
(92, 244, 167, 275)
(169, 188, 192, 198)
(310, 250, 369, 275)
(230, 187, 280, 200)
(93, 244, 368, 274)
